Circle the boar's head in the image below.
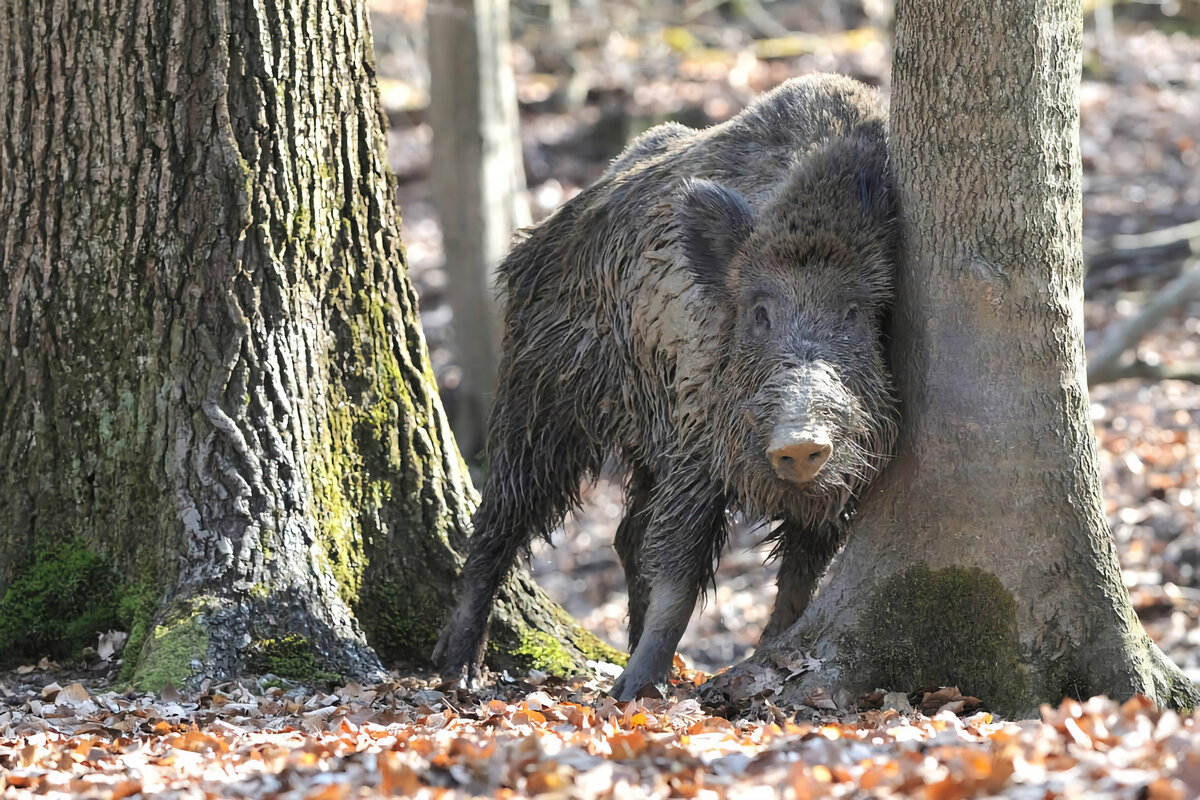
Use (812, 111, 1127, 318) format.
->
(676, 134, 899, 525)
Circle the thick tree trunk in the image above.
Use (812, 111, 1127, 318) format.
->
(721, 0, 1198, 715)
(427, 0, 530, 460)
(0, 0, 609, 688)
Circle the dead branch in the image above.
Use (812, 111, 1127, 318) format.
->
(1089, 359, 1200, 385)
(1084, 218, 1200, 258)
(1087, 255, 1200, 386)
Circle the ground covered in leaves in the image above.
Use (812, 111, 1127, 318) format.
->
(4, 666, 1200, 799)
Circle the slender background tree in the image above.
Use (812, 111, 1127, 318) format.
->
(428, 0, 531, 460)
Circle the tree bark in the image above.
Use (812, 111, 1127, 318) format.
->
(720, 0, 1198, 715)
(427, 0, 530, 460)
(0, 0, 609, 688)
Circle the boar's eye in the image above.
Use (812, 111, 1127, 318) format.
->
(843, 303, 860, 323)
(753, 304, 772, 332)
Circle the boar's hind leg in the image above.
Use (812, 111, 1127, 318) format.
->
(610, 478, 726, 701)
(760, 520, 847, 641)
(434, 407, 604, 685)
(613, 466, 657, 651)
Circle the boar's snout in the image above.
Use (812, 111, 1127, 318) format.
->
(767, 429, 832, 485)
(752, 361, 849, 486)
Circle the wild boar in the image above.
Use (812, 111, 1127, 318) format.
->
(435, 73, 899, 700)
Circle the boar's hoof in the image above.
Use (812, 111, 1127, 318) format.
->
(609, 672, 667, 702)
(433, 632, 484, 690)
(768, 437, 832, 484)
(440, 659, 484, 691)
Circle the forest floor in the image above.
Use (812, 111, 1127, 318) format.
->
(3, 670, 1199, 798)
(5, 3, 1200, 799)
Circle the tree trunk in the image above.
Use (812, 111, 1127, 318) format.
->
(427, 0, 530, 460)
(721, 0, 1198, 715)
(0, 0, 610, 689)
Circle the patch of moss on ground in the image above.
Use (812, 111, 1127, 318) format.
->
(852, 564, 1028, 715)
(131, 609, 209, 692)
(116, 576, 161, 682)
(247, 634, 342, 685)
(0, 539, 123, 664)
(509, 628, 575, 675)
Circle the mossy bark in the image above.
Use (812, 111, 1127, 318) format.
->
(719, 0, 1198, 715)
(0, 0, 601, 687)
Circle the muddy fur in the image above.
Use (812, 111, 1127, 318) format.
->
(434, 74, 900, 699)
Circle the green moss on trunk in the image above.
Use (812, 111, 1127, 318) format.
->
(552, 604, 626, 667)
(0, 0, 610, 688)
(358, 583, 450, 664)
(852, 565, 1028, 714)
(497, 629, 576, 675)
(247, 634, 342, 685)
(117, 577, 164, 682)
(486, 625, 626, 675)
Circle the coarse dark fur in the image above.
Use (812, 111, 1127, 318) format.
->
(434, 73, 900, 700)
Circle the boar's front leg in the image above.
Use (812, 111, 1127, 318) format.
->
(760, 520, 847, 641)
(609, 474, 726, 701)
(613, 465, 657, 651)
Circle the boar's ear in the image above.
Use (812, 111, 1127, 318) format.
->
(856, 169, 895, 226)
(853, 143, 897, 228)
(675, 178, 755, 295)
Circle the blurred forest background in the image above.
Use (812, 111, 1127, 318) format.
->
(366, 0, 1200, 679)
